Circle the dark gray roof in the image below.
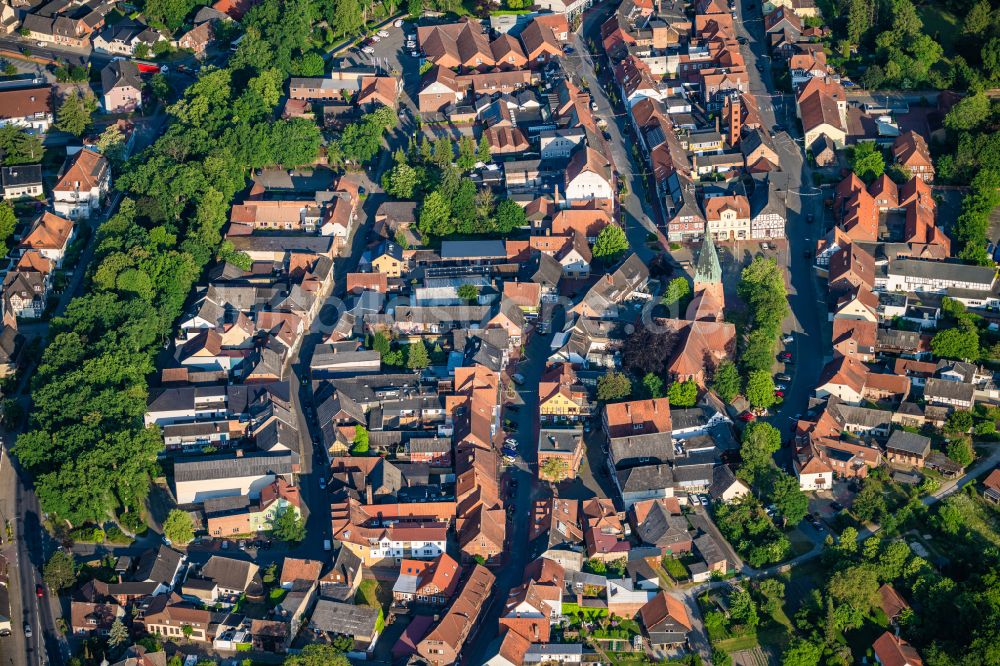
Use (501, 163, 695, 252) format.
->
(132, 545, 183, 585)
(670, 407, 709, 431)
(532, 252, 563, 288)
(708, 465, 745, 500)
(101, 60, 142, 93)
(886, 430, 931, 457)
(924, 378, 975, 403)
(888, 259, 997, 286)
(635, 501, 690, 549)
(538, 427, 584, 453)
(1, 164, 42, 188)
(309, 599, 379, 637)
(173, 450, 299, 483)
(693, 533, 725, 566)
(609, 432, 673, 470)
(617, 464, 674, 493)
(440, 239, 507, 260)
(201, 556, 257, 592)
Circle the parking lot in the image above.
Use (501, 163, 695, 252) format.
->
(337, 19, 421, 108)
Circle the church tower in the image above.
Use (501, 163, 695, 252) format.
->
(686, 234, 725, 321)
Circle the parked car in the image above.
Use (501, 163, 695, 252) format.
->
(739, 411, 756, 422)
(830, 501, 844, 512)
(689, 495, 701, 506)
(774, 390, 785, 398)
(507, 405, 520, 413)
(584, 422, 592, 433)
(378, 30, 389, 37)
(512, 373, 526, 385)
(779, 351, 793, 362)
(563, 45, 575, 53)
(775, 383, 787, 391)
(318, 477, 327, 490)
(394, 18, 404, 26)
(505, 438, 518, 448)
(782, 334, 794, 344)
(775, 373, 792, 382)
(363, 47, 375, 54)
(756, 62, 764, 71)
(24, 623, 31, 638)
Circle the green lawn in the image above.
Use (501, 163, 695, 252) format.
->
(918, 4, 960, 55)
(355, 579, 384, 611)
(662, 557, 689, 581)
(716, 633, 760, 652)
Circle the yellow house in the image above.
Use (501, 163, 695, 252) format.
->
(538, 363, 589, 420)
(371, 240, 406, 279)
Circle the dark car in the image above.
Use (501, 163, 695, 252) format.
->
(803, 249, 812, 259)
(831, 501, 844, 511)
(779, 351, 792, 362)
(35, 584, 44, 598)
(507, 405, 520, 413)
(756, 63, 764, 71)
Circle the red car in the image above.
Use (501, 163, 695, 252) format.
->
(35, 584, 44, 598)
(774, 390, 785, 398)
(738, 411, 756, 422)
(779, 351, 793, 362)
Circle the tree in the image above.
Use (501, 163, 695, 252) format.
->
(456, 135, 476, 170)
(662, 277, 690, 309)
(540, 457, 570, 482)
(642, 373, 664, 399)
(418, 190, 452, 237)
(931, 322, 980, 360)
(271, 506, 306, 542)
(0, 125, 44, 165)
(850, 142, 885, 183)
(107, 618, 129, 648)
(163, 509, 194, 545)
(282, 645, 350, 666)
(946, 436, 975, 467)
(592, 224, 628, 261)
(597, 371, 632, 402)
(711, 361, 741, 403)
(96, 124, 127, 168)
(149, 73, 172, 101)
(827, 564, 880, 626)
(0, 202, 16, 249)
(476, 134, 491, 163)
(745, 370, 777, 410)
(729, 587, 759, 629)
(782, 637, 823, 666)
(351, 425, 369, 455)
(585, 558, 606, 574)
(495, 199, 525, 233)
(846, 0, 872, 44)
(739, 422, 781, 481)
(771, 473, 809, 525)
(43, 550, 75, 591)
(945, 410, 974, 434)
(382, 162, 419, 199)
(667, 379, 698, 407)
(457, 284, 480, 302)
(406, 338, 430, 370)
(852, 481, 886, 523)
(55, 91, 97, 137)
(945, 93, 991, 132)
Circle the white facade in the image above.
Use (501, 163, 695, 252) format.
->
(707, 209, 750, 241)
(539, 130, 585, 160)
(884, 262, 997, 294)
(797, 467, 832, 491)
(53, 174, 110, 220)
(751, 211, 785, 239)
(564, 171, 612, 204)
(359, 536, 446, 562)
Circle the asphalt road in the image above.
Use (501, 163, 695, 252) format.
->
(731, 0, 828, 451)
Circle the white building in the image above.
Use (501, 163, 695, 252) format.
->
(539, 128, 586, 160)
(172, 450, 299, 504)
(795, 456, 833, 491)
(883, 259, 997, 295)
(564, 147, 614, 206)
(53, 148, 111, 220)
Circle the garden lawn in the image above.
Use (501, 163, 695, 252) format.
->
(662, 557, 689, 581)
(918, 4, 960, 56)
(716, 633, 760, 652)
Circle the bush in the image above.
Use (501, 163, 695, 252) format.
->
(70, 526, 105, 543)
(105, 525, 133, 545)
